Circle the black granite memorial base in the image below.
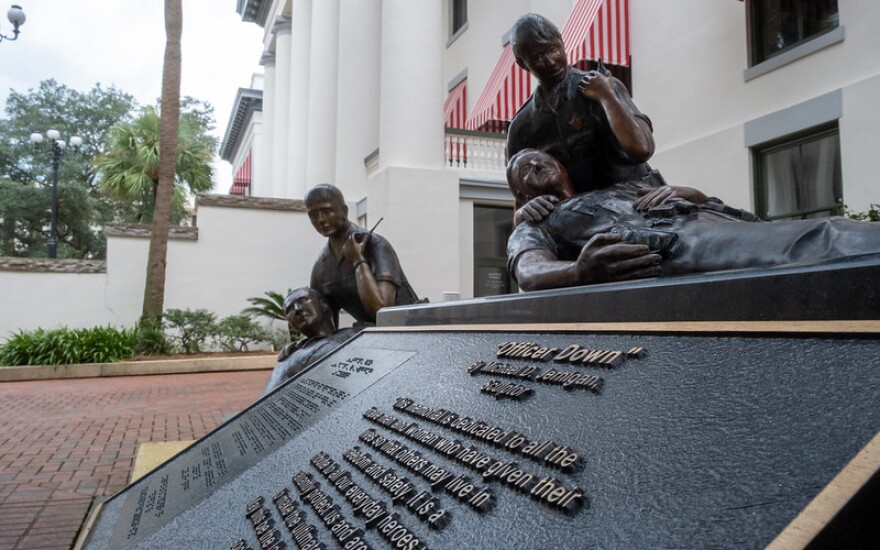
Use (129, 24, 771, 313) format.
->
(377, 253, 880, 327)
(82, 324, 880, 549)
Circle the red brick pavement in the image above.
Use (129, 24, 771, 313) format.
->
(0, 370, 268, 550)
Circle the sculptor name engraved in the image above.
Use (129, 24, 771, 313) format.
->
(480, 379, 534, 400)
(465, 341, 646, 397)
(470, 363, 602, 394)
(362, 407, 584, 514)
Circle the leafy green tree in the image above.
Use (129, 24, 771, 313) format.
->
(94, 104, 216, 223)
(0, 80, 138, 258)
(0, 79, 137, 188)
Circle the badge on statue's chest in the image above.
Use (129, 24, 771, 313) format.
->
(569, 115, 583, 132)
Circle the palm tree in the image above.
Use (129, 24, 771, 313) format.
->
(241, 290, 290, 323)
(95, 105, 213, 223)
(144, 0, 182, 322)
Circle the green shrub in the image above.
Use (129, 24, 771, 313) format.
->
(215, 315, 270, 352)
(163, 308, 217, 354)
(844, 203, 880, 222)
(133, 318, 170, 356)
(268, 326, 294, 352)
(0, 326, 136, 366)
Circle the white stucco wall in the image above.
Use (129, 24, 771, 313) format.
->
(0, 270, 114, 338)
(634, 0, 880, 210)
(840, 73, 880, 212)
(0, 201, 325, 342)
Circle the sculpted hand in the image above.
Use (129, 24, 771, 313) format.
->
(633, 186, 708, 212)
(515, 195, 560, 225)
(342, 231, 370, 266)
(577, 71, 615, 102)
(575, 233, 662, 284)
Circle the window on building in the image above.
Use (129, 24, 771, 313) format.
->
(749, 0, 839, 65)
(451, 0, 467, 37)
(754, 124, 842, 221)
(473, 205, 517, 297)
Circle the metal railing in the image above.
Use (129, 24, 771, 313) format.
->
(362, 130, 508, 176)
(444, 128, 507, 172)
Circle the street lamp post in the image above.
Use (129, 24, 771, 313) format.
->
(0, 5, 25, 43)
(30, 130, 82, 258)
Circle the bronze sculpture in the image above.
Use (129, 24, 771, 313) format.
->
(306, 184, 419, 325)
(505, 12, 662, 279)
(261, 287, 356, 396)
(506, 149, 880, 290)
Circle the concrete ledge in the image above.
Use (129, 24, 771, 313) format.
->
(196, 193, 306, 212)
(0, 353, 276, 382)
(104, 223, 199, 240)
(0, 257, 106, 273)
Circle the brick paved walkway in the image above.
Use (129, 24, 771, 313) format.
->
(0, 370, 267, 550)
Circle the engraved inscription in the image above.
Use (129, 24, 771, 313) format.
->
(469, 361, 603, 395)
(535, 369, 603, 393)
(480, 379, 534, 400)
(389, 399, 583, 473)
(356, 432, 494, 512)
(342, 447, 450, 529)
(301, 457, 429, 550)
(272, 489, 326, 549)
(361, 413, 583, 514)
(244, 495, 284, 550)
(495, 341, 646, 368)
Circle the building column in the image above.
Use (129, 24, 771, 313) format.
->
(271, 16, 292, 198)
(249, 111, 263, 197)
(258, 52, 275, 198)
(334, 0, 380, 201)
(379, 0, 444, 170)
(286, 0, 312, 199)
(305, 0, 340, 186)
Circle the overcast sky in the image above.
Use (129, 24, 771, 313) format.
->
(0, 0, 266, 190)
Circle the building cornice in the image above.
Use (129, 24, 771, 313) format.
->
(220, 88, 263, 161)
(236, 0, 272, 27)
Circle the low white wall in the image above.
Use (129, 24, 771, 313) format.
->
(0, 196, 324, 342)
(0, 267, 114, 339)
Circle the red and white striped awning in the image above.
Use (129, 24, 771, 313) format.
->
(443, 79, 468, 129)
(562, 0, 630, 67)
(465, 43, 532, 133)
(229, 151, 252, 196)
